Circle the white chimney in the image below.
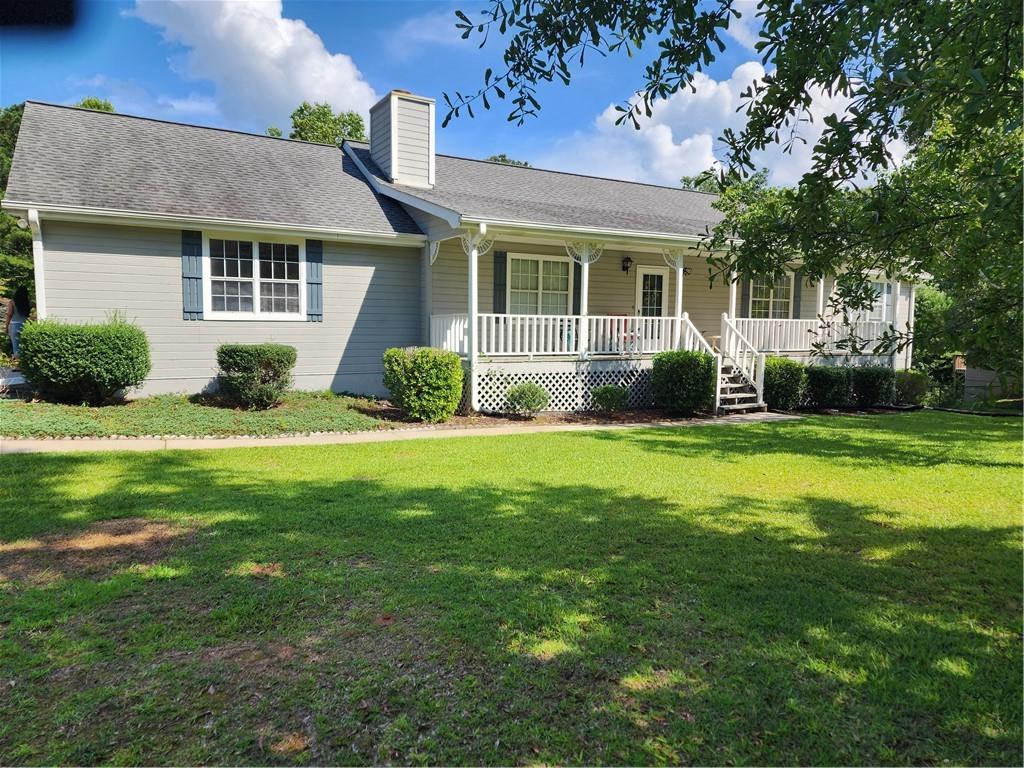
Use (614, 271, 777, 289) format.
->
(369, 90, 435, 188)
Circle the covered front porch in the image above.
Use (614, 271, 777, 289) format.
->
(422, 226, 911, 412)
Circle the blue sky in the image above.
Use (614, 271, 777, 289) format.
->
(0, 0, 836, 185)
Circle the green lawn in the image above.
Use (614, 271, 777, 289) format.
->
(0, 391, 389, 437)
(0, 411, 1020, 765)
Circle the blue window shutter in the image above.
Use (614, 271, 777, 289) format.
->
(739, 279, 750, 318)
(572, 261, 582, 314)
(492, 251, 507, 313)
(792, 270, 803, 318)
(306, 239, 323, 321)
(181, 230, 203, 320)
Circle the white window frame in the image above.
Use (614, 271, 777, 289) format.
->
(202, 232, 307, 321)
(506, 252, 574, 316)
(749, 272, 795, 319)
(863, 281, 894, 323)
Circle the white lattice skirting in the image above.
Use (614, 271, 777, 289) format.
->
(473, 358, 655, 413)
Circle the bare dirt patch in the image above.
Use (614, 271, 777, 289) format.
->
(0, 517, 191, 585)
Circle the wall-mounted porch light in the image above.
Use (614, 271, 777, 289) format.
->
(621, 255, 633, 274)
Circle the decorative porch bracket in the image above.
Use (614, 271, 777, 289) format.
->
(662, 248, 688, 348)
(565, 241, 604, 359)
(459, 232, 494, 258)
(428, 240, 441, 265)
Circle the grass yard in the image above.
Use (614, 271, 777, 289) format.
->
(0, 411, 1020, 765)
(0, 391, 389, 437)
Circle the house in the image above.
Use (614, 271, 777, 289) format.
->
(2, 91, 918, 412)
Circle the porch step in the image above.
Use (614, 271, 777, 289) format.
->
(719, 391, 758, 402)
(719, 402, 768, 414)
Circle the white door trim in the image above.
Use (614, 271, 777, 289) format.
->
(635, 265, 670, 317)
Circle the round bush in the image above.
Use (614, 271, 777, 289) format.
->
(894, 369, 931, 405)
(651, 350, 716, 415)
(505, 381, 550, 417)
(382, 347, 463, 422)
(19, 317, 151, 405)
(763, 357, 806, 411)
(591, 384, 629, 412)
(850, 365, 896, 409)
(217, 343, 297, 410)
(804, 366, 852, 409)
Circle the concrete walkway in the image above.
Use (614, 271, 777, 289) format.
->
(0, 411, 798, 455)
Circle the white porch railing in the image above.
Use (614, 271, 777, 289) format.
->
(429, 313, 469, 356)
(429, 313, 715, 358)
(477, 313, 581, 356)
(733, 318, 893, 354)
(721, 313, 765, 404)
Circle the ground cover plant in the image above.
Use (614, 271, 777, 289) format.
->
(0, 411, 1020, 765)
(0, 391, 388, 438)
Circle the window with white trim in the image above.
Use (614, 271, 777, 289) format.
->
(205, 236, 305, 319)
(750, 274, 793, 319)
(864, 281, 893, 323)
(509, 255, 571, 315)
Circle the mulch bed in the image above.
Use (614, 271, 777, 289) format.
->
(355, 399, 697, 429)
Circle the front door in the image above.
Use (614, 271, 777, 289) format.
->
(635, 266, 668, 316)
(635, 266, 669, 350)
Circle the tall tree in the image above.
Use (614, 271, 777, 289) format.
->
(486, 153, 530, 167)
(446, 0, 1022, 375)
(680, 169, 719, 193)
(0, 103, 32, 298)
(267, 102, 366, 144)
(75, 97, 114, 112)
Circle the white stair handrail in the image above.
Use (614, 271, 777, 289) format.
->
(721, 313, 765, 405)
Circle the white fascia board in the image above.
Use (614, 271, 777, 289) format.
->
(343, 143, 462, 228)
(0, 199, 426, 247)
(460, 215, 715, 250)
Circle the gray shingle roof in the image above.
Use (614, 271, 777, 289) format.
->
(5, 102, 421, 237)
(347, 142, 723, 239)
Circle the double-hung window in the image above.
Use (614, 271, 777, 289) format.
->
(205, 235, 305, 319)
(508, 255, 571, 315)
(864, 281, 893, 323)
(749, 274, 793, 319)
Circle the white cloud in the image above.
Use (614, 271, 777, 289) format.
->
(536, 61, 902, 188)
(130, 0, 377, 129)
(725, 0, 762, 51)
(67, 74, 222, 122)
(386, 7, 467, 60)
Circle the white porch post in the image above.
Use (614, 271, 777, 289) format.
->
(905, 283, 917, 369)
(891, 279, 902, 369)
(565, 241, 604, 359)
(662, 249, 687, 348)
(421, 241, 438, 344)
(27, 209, 46, 319)
(461, 227, 493, 411)
(728, 272, 738, 318)
(816, 277, 826, 317)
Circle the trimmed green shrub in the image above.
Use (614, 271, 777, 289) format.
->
(651, 350, 716, 415)
(850, 365, 896, 408)
(591, 384, 629, 412)
(382, 347, 463, 422)
(19, 316, 151, 405)
(763, 357, 806, 411)
(894, 369, 931, 405)
(805, 366, 852, 409)
(217, 343, 297, 410)
(505, 381, 550, 417)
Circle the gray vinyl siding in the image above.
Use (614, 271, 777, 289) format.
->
(369, 99, 393, 179)
(41, 220, 421, 396)
(393, 97, 431, 187)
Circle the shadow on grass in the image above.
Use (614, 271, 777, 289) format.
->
(0, 416, 1020, 765)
